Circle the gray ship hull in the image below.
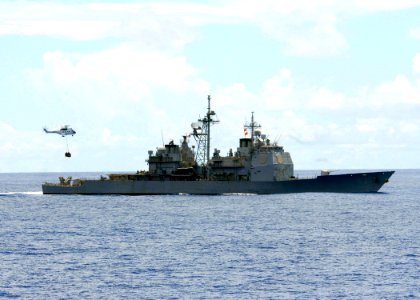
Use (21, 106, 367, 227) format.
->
(42, 171, 394, 195)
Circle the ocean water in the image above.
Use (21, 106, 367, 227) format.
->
(0, 170, 419, 299)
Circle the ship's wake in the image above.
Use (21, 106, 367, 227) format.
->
(0, 191, 43, 197)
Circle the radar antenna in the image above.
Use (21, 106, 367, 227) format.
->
(191, 95, 219, 166)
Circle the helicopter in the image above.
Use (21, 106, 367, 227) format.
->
(43, 125, 76, 157)
(43, 125, 76, 137)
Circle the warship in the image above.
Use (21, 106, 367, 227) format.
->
(42, 96, 394, 195)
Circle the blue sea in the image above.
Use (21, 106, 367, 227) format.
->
(0, 170, 419, 299)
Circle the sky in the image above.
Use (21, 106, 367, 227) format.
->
(0, 0, 420, 172)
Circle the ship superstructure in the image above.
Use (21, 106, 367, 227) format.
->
(130, 97, 293, 183)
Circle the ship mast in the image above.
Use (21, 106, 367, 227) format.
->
(206, 95, 212, 164)
(244, 111, 261, 149)
(191, 95, 219, 167)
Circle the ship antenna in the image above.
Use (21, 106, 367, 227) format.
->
(207, 95, 211, 164)
(251, 112, 254, 145)
(244, 111, 261, 151)
(161, 129, 165, 146)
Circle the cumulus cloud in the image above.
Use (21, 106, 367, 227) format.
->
(0, 123, 41, 155)
(256, 9, 347, 56)
(12, 62, 420, 171)
(355, 118, 387, 133)
(213, 83, 257, 110)
(2, 0, 418, 57)
(24, 44, 420, 169)
(25, 44, 209, 121)
(39, 45, 201, 91)
(0, 2, 196, 51)
(309, 87, 345, 110)
(0, 2, 118, 40)
(262, 69, 295, 109)
(209, 64, 420, 168)
(102, 128, 142, 146)
(370, 74, 420, 105)
(3, 1, 420, 171)
(21, 41, 213, 171)
(0, 122, 66, 171)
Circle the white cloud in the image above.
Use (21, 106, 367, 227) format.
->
(0, 122, 66, 171)
(371, 74, 420, 105)
(0, 123, 35, 154)
(10, 60, 420, 171)
(21, 42, 213, 171)
(208, 64, 420, 168)
(2, 2, 420, 172)
(102, 128, 142, 146)
(2, 0, 418, 57)
(213, 83, 257, 110)
(310, 87, 345, 110)
(351, 0, 420, 11)
(262, 69, 295, 109)
(355, 118, 386, 133)
(0, 20, 118, 41)
(40, 45, 200, 91)
(257, 10, 347, 56)
(25, 44, 209, 121)
(409, 27, 420, 39)
(413, 53, 420, 73)
(399, 121, 419, 135)
(0, 2, 196, 50)
(0, 2, 119, 40)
